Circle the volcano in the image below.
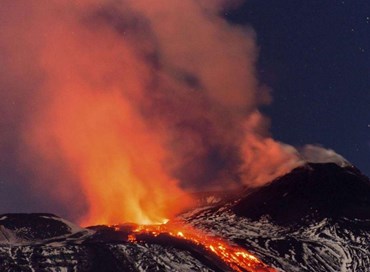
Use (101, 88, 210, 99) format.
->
(1, 163, 369, 271)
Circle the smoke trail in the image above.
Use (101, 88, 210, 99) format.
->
(0, 0, 300, 224)
(300, 144, 350, 167)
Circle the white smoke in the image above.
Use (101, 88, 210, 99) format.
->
(300, 144, 350, 167)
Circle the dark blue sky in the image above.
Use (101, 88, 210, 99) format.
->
(228, 0, 370, 176)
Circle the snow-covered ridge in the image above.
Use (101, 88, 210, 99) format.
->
(0, 163, 369, 271)
(182, 207, 370, 272)
(180, 162, 370, 272)
(0, 214, 93, 246)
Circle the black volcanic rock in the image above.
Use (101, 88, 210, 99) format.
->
(0, 214, 254, 271)
(182, 163, 370, 272)
(231, 163, 370, 225)
(0, 213, 88, 243)
(1, 163, 369, 272)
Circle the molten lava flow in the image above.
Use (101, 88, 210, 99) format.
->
(124, 221, 276, 272)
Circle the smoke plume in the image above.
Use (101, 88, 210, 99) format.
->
(0, 0, 300, 225)
(300, 145, 350, 167)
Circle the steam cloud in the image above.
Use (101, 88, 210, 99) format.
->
(300, 145, 350, 167)
(0, 0, 301, 224)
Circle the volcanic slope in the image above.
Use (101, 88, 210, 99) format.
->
(0, 163, 369, 271)
(0, 214, 275, 271)
(182, 163, 370, 272)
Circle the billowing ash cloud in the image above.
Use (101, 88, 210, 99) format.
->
(0, 0, 300, 225)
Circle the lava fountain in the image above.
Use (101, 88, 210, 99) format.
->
(12, 0, 300, 225)
(1, 1, 296, 269)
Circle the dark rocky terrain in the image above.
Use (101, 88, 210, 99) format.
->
(182, 163, 370, 271)
(232, 163, 370, 224)
(1, 163, 369, 271)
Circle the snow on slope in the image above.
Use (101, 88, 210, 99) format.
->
(181, 207, 370, 272)
(0, 214, 93, 246)
(0, 163, 369, 271)
(0, 236, 217, 271)
(180, 163, 370, 272)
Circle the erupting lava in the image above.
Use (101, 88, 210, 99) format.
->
(120, 221, 276, 272)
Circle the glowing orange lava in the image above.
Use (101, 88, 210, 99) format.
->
(123, 221, 276, 272)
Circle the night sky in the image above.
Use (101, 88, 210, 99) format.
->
(228, 0, 370, 176)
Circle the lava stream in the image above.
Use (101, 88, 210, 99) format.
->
(122, 221, 276, 272)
